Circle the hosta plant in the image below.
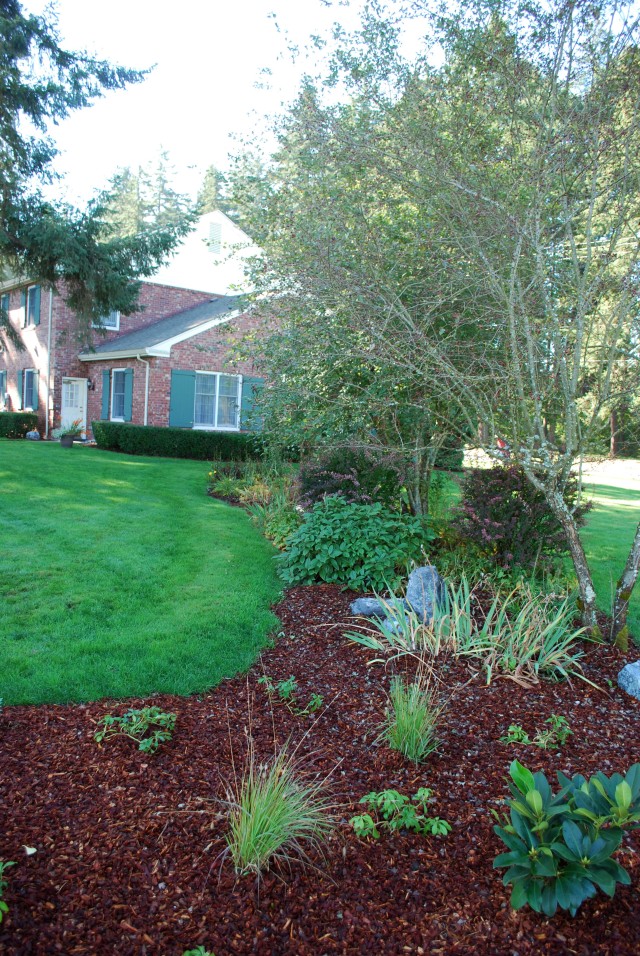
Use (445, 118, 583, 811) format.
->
(493, 760, 640, 917)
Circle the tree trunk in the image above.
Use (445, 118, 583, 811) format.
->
(609, 408, 619, 459)
(548, 492, 601, 636)
(611, 519, 640, 651)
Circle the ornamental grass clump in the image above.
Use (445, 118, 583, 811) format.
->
(346, 575, 587, 686)
(378, 671, 443, 763)
(225, 743, 334, 877)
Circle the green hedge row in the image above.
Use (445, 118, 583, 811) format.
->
(0, 412, 38, 439)
(91, 421, 264, 461)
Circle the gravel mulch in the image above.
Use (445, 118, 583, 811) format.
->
(0, 584, 639, 955)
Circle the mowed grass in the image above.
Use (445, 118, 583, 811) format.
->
(580, 461, 640, 642)
(0, 441, 282, 705)
(442, 461, 640, 642)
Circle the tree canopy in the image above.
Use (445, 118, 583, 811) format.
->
(0, 0, 193, 346)
(230, 0, 640, 636)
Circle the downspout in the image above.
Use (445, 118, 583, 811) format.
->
(137, 354, 150, 425)
(45, 286, 53, 438)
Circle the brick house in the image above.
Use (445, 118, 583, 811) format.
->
(0, 212, 265, 438)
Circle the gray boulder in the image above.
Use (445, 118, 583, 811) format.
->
(349, 597, 389, 619)
(405, 566, 446, 625)
(618, 661, 640, 701)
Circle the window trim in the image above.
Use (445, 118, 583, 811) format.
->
(23, 368, 37, 410)
(0, 293, 9, 316)
(0, 370, 7, 409)
(93, 309, 120, 331)
(26, 284, 39, 327)
(193, 371, 241, 431)
(110, 368, 127, 421)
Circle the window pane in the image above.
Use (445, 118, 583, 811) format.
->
(194, 374, 216, 426)
(112, 371, 125, 419)
(27, 286, 38, 325)
(216, 375, 239, 428)
(24, 370, 35, 408)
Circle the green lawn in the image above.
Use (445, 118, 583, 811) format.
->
(0, 441, 282, 705)
(580, 464, 640, 642)
(442, 462, 640, 641)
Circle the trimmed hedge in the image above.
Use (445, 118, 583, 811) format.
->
(0, 412, 38, 439)
(91, 421, 263, 461)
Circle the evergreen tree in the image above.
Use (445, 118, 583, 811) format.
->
(0, 0, 192, 347)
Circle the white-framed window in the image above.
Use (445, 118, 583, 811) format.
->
(110, 369, 126, 420)
(23, 369, 37, 409)
(0, 370, 7, 409)
(93, 310, 120, 331)
(194, 372, 241, 430)
(26, 285, 40, 326)
(0, 293, 9, 316)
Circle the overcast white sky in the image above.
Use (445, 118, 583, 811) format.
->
(22, 0, 368, 203)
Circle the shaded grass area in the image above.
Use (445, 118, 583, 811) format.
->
(0, 442, 282, 705)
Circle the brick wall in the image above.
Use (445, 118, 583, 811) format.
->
(0, 280, 216, 436)
(85, 310, 266, 431)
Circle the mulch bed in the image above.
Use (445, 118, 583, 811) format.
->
(1, 584, 639, 956)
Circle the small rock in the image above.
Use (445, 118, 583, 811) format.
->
(618, 661, 640, 701)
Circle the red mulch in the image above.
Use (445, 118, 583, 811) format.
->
(1, 584, 639, 956)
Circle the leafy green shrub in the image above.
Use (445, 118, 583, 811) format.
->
(0, 860, 14, 924)
(94, 706, 176, 754)
(0, 411, 38, 438)
(453, 465, 591, 570)
(92, 421, 263, 461)
(299, 445, 403, 509)
(351, 788, 451, 839)
(278, 497, 432, 592)
(493, 759, 640, 917)
(225, 743, 334, 876)
(378, 673, 442, 763)
(245, 494, 302, 549)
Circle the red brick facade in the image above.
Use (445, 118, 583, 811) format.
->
(84, 312, 265, 431)
(0, 279, 262, 438)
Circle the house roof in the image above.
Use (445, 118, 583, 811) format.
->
(78, 295, 245, 361)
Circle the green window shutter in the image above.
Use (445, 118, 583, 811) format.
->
(33, 285, 41, 326)
(123, 368, 133, 422)
(32, 371, 39, 410)
(20, 290, 26, 328)
(16, 370, 23, 409)
(240, 376, 265, 431)
(169, 370, 196, 427)
(101, 370, 110, 419)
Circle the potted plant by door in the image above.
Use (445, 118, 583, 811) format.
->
(52, 419, 83, 447)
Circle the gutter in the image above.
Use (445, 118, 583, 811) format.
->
(137, 354, 150, 426)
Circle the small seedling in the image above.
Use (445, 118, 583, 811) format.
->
(183, 947, 215, 956)
(0, 860, 15, 924)
(500, 724, 532, 745)
(500, 714, 572, 750)
(350, 789, 451, 840)
(258, 674, 324, 716)
(94, 706, 176, 754)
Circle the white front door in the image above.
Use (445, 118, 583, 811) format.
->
(61, 377, 88, 437)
